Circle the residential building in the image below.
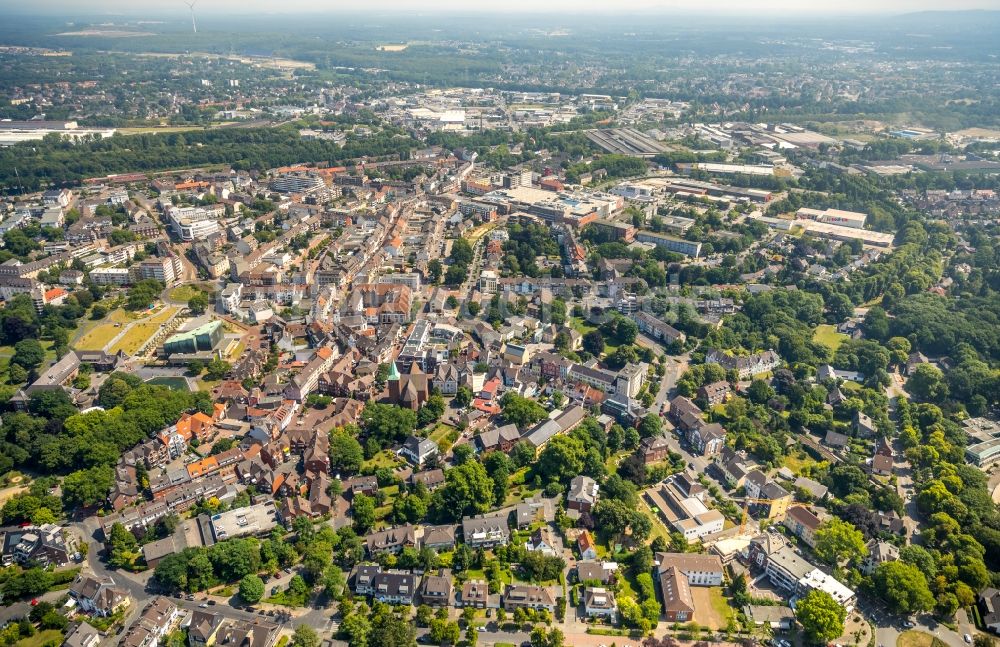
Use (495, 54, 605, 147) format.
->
(567, 475, 599, 513)
(458, 580, 491, 609)
(743, 470, 793, 521)
(583, 587, 618, 623)
(400, 435, 439, 467)
(641, 436, 671, 464)
(503, 585, 557, 613)
(860, 540, 899, 576)
(69, 574, 131, 617)
(654, 553, 725, 586)
(462, 512, 510, 548)
(704, 349, 781, 379)
(578, 530, 598, 561)
(371, 571, 419, 605)
(659, 566, 695, 622)
(419, 569, 453, 607)
(365, 524, 417, 555)
(783, 506, 821, 548)
(697, 380, 730, 407)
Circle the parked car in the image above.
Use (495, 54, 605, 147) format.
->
(964, 635, 971, 644)
(903, 621, 916, 629)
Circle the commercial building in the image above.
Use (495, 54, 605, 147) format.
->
(635, 230, 702, 257)
(269, 172, 325, 194)
(210, 501, 280, 541)
(163, 320, 224, 356)
(796, 207, 867, 229)
(167, 207, 222, 241)
(645, 472, 725, 543)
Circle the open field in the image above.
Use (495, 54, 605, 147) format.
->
(813, 324, 849, 352)
(168, 285, 205, 303)
(75, 324, 123, 351)
(897, 631, 942, 647)
(149, 306, 180, 324)
(15, 630, 64, 647)
(110, 323, 159, 355)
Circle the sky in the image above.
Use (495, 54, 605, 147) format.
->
(4, 0, 1000, 14)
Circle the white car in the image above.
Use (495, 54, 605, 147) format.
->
(964, 635, 972, 644)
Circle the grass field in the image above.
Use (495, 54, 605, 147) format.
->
(75, 324, 123, 351)
(362, 450, 404, 472)
(16, 630, 63, 647)
(897, 631, 941, 647)
(110, 323, 160, 355)
(429, 423, 458, 453)
(813, 324, 849, 352)
(149, 306, 180, 324)
(168, 285, 204, 303)
(783, 450, 821, 475)
(571, 317, 621, 355)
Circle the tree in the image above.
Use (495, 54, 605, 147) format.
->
(500, 393, 547, 428)
(362, 403, 417, 448)
(872, 561, 934, 615)
(814, 518, 867, 566)
(369, 604, 417, 647)
(291, 625, 320, 647)
(537, 435, 585, 483)
(450, 238, 474, 266)
(453, 386, 473, 408)
(427, 259, 443, 284)
(638, 414, 662, 439)
(107, 522, 139, 568)
(329, 429, 364, 475)
(62, 466, 114, 509)
(12, 339, 44, 370)
(444, 264, 468, 286)
(188, 292, 209, 315)
(907, 363, 948, 402)
(239, 574, 265, 603)
(352, 494, 376, 533)
(204, 358, 231, 381)
(340, 614, 372, 647)
(796, 589, 846, 644)
(432, 460, 494, 520)
(582, 330, 605, 356)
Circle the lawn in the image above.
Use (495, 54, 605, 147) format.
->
(429, 423, 458, 453)
(637, 499, 671, 543)
(813, 324, 849, 352)
(75, 324, 123, 351)
(110, 322, 160, 355)
(570, 317, 620, 355)
(16, 629, 64, 647)
(149, 306, 180, 324)
(362, 450, 404, 471)
(782, 450, 820, 475)
(169, 285, 202, 302)
(897, 631, 943, 647)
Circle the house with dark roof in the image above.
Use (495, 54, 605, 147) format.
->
(641, 436, 671, 464)
(458, 580, 491, 608)
(419, 569, 453, 607)
(410, 469, 446, 491)
(697, 380, 730, 407)
(419, 524, 457, 551)
(978, 588, 1000, 633)
(69, 574, 131, 617)
(688, 422, 726, 456)
(371, 570, 418, 605)
(583, 587, 617, 623)
(576, 561, 618, 585)
(669, 396, 704, 432)
(567, 475, 599, 513)
(502, 584, 557, 612)
(462, 512, 510, 548)
(400, 435, 439, 467)
(475, 424, 520, 453)
(365, 524, 417, 555)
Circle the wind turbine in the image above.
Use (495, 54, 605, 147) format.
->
(185, 0, 198, 33)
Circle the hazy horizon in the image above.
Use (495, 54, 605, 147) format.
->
(3, 0, 1000, 15)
